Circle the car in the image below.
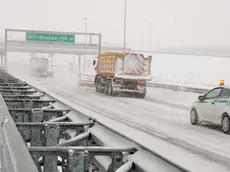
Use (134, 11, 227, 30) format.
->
(190, 86, 230, 134)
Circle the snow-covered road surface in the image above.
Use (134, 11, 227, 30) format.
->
(41, 81, 230, 169)
(8, 64, 230, 172)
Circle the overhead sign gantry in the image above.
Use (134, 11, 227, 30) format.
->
(4, 29, 102, 70)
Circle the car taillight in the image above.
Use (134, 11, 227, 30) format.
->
(137, 80, 145, 85)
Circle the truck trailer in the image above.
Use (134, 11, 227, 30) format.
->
(30, 57, 50, 77)
(93, 52, 152, 98)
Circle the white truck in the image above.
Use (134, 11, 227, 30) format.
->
(93, 52, 152, 98)
(30, 57, 50, 77)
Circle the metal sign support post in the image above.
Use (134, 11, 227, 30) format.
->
(78, 54, 82, 78)
(1, 55, 3, 68)
(4, 29, 7, 71)
(0, 55, 2, 68)
(0, 49, 4, 68)
(98, 34, 101, 58)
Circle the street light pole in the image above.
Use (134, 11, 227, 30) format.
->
(149, 24, 152, 50)
(124, 0, 127, 54)
(82, 17, 87, 73)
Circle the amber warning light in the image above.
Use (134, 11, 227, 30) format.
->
(220, 80, 225, 86)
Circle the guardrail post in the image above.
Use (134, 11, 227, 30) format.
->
(108, 152, 123, 172)
(16, 112, 30, 142)
(68, 149, 86, 172)
(24, 99, 33, 108)
(31, 110, 44, 146)
(31, 109, 44, 171)
(44, 124, 60, 172)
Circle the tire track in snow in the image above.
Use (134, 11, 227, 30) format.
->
(145, 96, 190, 111)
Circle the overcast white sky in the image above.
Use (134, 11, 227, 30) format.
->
(1, 0, 230, 50)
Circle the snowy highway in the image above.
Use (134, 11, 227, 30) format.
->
(8, 64, 230, 172)
(3, 1, 230, 171)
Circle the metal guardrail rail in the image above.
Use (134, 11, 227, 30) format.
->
(0, 70, 188, 172)
(147, 83, 209, 94)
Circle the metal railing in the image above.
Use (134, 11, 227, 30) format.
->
(0, 70, 188, 172)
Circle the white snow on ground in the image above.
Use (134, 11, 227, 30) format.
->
(8, 64, 230, 172)
(146, 87, 200, 109)
(150, 54, 230, 88)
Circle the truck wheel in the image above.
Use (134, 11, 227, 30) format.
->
(104, 86, 108, 95)
(107, 81, 114, 96)
(104, 81, 109, 95)
(95, 80, 99, 92)
(98, 80, 103, 93)
(139, 92, 146, 99)
(95, 78, 101, 93)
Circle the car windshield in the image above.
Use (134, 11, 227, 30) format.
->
(205, 88, 222, 99)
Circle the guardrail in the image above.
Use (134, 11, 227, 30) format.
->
(147, 82, 209, 94)
(0, 70, 188, 172)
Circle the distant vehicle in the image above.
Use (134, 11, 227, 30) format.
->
(93, 52, 152, 98)
(30, 57, 49, 77)
(190, 86, 230, 134)
(47, 64, 54, 76)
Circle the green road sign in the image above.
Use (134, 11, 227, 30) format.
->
(26, 32, 75, 44)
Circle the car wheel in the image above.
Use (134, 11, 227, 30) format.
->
(190, 109, 199, 125)
(222, 115, 230, 134)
